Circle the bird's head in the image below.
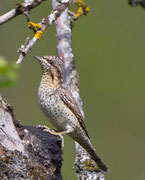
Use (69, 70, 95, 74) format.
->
(34, 55, 64, 83)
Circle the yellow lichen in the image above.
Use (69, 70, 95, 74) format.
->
(74, 0, 90, 20)
(85, 6, 90, 13)
(75, 0, 84, 6)
(75, 7, 83, 18)
(82, 159, 98, 171)
(27, 22, 42, 33)
(34, 28, 45, 39)
(34, 31, 42, 39)
(27, 22, 45, 39)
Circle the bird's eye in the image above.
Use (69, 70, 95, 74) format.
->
(49, 60, 53, 65)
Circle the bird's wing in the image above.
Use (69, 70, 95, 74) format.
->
(59, 87, 90, 138)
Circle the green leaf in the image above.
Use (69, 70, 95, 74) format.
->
(0, 56, 19, 88)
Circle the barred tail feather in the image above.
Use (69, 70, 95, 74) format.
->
(90, 148, 108, 172)
(78, 137, 108, 172)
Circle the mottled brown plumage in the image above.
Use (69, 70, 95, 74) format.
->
(34, 55, 108, 172)
(59, 87, 89, 138)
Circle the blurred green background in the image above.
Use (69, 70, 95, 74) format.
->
(1, 0, 145, 179)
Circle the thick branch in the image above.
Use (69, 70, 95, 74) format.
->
(52, 0, 105, 179)
(0, 96, 62, 179)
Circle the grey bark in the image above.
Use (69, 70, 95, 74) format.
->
(0, 95, 62, 180)
(52, 0, 105, 179)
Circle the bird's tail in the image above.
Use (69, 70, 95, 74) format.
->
(89, 147, 108, 172)
(78, 137, 108, 172)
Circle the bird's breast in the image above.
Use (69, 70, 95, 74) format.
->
(38, 88, 78, 131)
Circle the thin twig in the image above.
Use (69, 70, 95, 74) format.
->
(0, 0, 46, 25)
(16, 0, 71, 64)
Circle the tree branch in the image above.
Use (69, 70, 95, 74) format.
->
(0, 0, 72, 64)
(0, 96, 62, 179)
(16, 0, 71, 64)
(128, 0, 145, 8)
(0, 0, 46, 25)
(52, 0, 105, 179)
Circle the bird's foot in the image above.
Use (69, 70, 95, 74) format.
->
(37, 125, 54, 133)
(37, 125, 64, 152)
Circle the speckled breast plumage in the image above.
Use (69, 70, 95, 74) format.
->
(38, 86, 79, 133)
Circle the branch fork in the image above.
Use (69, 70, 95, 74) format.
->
(16, 0, 70, 64)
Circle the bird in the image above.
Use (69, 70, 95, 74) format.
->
(34, 55, 108, 172)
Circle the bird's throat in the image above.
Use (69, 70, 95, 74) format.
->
(40, 72, 59, 89)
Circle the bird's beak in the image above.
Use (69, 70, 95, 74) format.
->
(33, 56, 42, 62)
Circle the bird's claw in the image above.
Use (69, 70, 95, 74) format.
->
(37, 125, 64, 153)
